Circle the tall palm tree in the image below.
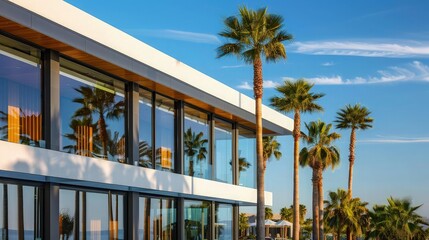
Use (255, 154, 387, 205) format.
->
(218, 7, 292, 239)
(263, 136, 282, 169)
(271, 79, 324, 239)
(183, 128, 208, 177)
(334, 104, 373, 198)
(335, 104, 372, 240)
(72, 86, 125, 159)
(300, 120, 340, 240)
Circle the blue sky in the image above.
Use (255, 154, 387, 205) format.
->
(65, 0, 429, 218)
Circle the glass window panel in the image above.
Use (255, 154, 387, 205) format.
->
(184, 200, 210, 240)
(139, 89, 153, 168)
(238, 127, 256, 188)
(155, 94, 175, 172)
(215, 204, 233, 240)
(0, 35, 44, 148)
(60, 59, 126, 163)
(0, 183, 42, 239)
(184, 106, 211, 179)
(214, 119, 233, 184)
(138, 196, 176, 240)
(59, 188, 124, 240)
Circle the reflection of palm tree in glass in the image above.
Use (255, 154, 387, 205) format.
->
(59, 211, 74, 240)
(139, 140, 152, 167)
(72, 86, 124, 159)
(229, 153, 251, 182)
(63, 118, 98, 156)
(184, 128, 208, 177)
(0, 108, 42, 146)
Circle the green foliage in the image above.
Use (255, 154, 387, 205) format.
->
(217, 6, 293, 64)
(299, 120, 341, 171)
(324, 189, 369, 238)
(270, 79, 324, 114)
(265, 207, 274, 220)
(263, 136, 282, 163)
(368, 197, 429, 240)
(239, 213, 250, 239)
(335, 104, 373, 130)
(184, 127, 208, 176)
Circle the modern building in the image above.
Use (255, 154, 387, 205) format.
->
(0, 0, 293, 239)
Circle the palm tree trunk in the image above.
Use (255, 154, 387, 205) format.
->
(318, 168, 324, 240)
(98, 115, 108, 159)
(293, 110, 301, 240)
(347, 128, 356, 240)
(253, 56, 265, 240)
(312, 169, 319, 240)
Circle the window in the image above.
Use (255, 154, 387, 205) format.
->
(238, 127, 256, 188)
(215, 203, 233, 240)
(184, 106, 211, 179)
(155, 94, 175, 172)
(138, 196, 177, 239)
(59, 188, 124, 240)
(214, 119, 233, 184)
(184, 200, 211, 240)
(59, 59, 125, 162)
(0, 182, 43, 239)
(138, 89, 153, 168)
(0, 35, 43, 147)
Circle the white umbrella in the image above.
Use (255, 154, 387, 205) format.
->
(276, 220, 293, 227)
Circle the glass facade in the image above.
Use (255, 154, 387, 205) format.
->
(0, 182, 43, 239)
(139, 89, 153, 168)
(238, 127, 256, 188)
(155, 94, 175, 172)
(184, 200, 211, 240)
(0, 35, 43, 147)
(59, 59, 126, 162)
(59, 188, 125, 239)
(183, 106, 210, 179)
(138, 196, 177, 239)
(215, 204, 233, 240)
(214, 119, 233, 184)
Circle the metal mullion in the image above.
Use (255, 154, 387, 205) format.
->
(209, 114, 215, 180)
(151, 92, 156, 169)
(175, 100, 184, 174)
(232, 123, 239, 185)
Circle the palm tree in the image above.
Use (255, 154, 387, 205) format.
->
(183, 128, 208, 177)
(369, 197, 428, 240)
(265, 207, 274, 220)
(271, 79, 324, 239)
(72, 86, 125, 159)
(334, 104, 373, 198)
(280, 206, 293, 221)
(218, 7, 292, 239)
(300, 120, 340, 240)
(263, 136, 282, 169)
(325, 189, 369, 240)
(239, 213, 250, 239)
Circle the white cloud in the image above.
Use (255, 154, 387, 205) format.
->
(283, 61, 429, 85)
(221, 64, 246, 69)
(264, 80, 280, 88)
(237, 82, 252, 90)
(359, 136, 429, 144)
(291, 40, 429, 58)
(130, 29, 220, 44)
(236, 80, 279, 90)
(322, 62, 334, 66)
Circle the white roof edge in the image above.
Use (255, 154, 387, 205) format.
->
(8, 0, 293, 134)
